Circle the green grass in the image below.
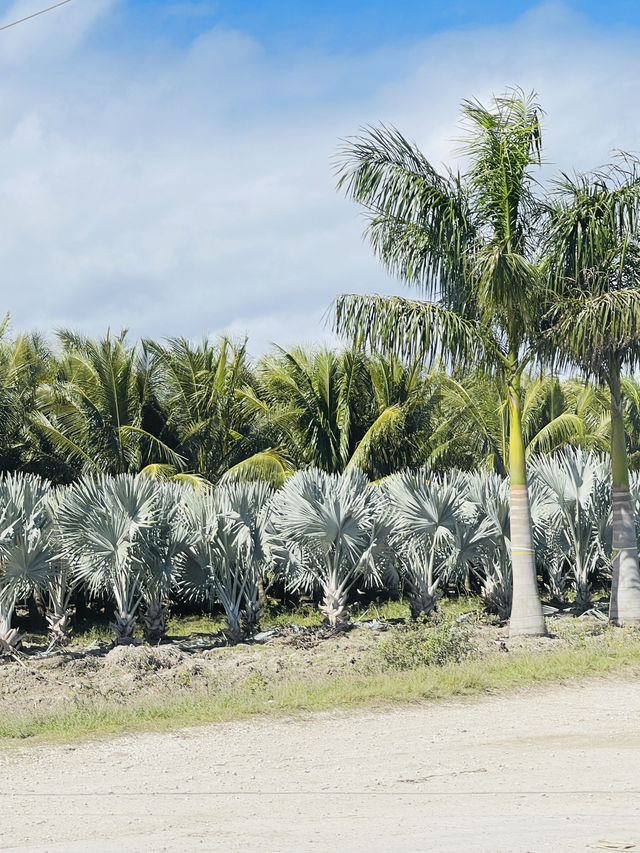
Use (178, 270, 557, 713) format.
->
(17, 597, 485, 650)
(165, 613, 227, 637)
(4, 626, 640, 745)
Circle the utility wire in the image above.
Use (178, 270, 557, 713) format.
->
(0, 0, 72, 33)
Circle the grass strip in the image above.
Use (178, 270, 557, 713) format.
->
(2, 631, 640, 744)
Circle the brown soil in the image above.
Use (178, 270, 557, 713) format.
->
(0, 616, 602, 717)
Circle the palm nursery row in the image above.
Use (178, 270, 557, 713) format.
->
(0, 450, 629, 648)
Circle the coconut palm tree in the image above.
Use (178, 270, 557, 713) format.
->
(33, 331, 181, 477)
(0, 319, 59, 478)
(334, 90, 547, 635)
(244, 346, 440, 479)
(433, 372, 610, 473)
(145, 335, 273, 483)
(543, 161, 640, 624)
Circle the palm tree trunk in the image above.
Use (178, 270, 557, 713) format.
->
(0, 598, 20, 650)
(507, 376, 546, 636)
(142, 604, 167, 645)
(609, 364, 640, 625)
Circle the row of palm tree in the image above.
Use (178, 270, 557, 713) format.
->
(0, 321, 635, 484)
(0, 455, 623, 648)
(333, 88, 640, 634)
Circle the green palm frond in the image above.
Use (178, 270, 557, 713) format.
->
(220, 449, 295, 488)
(334, 294, 490, 369)
(335, 124, 472, 296)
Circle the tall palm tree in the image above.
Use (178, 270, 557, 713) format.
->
(334, 90, 547, 635)
(544, 161, 640, 624)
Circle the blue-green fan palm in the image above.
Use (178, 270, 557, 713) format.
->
(56, 474, 159, 644)
(0, 473, 54, 649)
(179, 480, 273, 641)
(269, 468, 391, 628)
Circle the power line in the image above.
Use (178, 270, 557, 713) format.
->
(0, 0, 73, 33)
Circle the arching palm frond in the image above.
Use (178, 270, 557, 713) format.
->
(334, 294, 489, 369)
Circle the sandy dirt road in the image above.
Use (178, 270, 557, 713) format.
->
(1, 677, 640, 853)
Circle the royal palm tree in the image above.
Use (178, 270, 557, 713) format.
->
(334, 90, 547, 634)
(544, 161, 640, 624)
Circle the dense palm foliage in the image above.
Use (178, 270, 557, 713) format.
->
(0, 453, 622, 648)
(0, 318, 635, 486)
(541, 163, 640, 624)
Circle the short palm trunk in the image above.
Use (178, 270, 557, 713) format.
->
(574, 580, 592, 616)
(143, 607, 167, 645)
(408, 579, 438, 620)
(46, 609, 73, 648)
(241, 601, 261, 637)
(111, 611, 137, 645)
(224, 611, 245, 645)
(319, 586, 349, 630)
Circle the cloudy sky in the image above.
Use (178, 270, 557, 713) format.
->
(1, 0, 639, 353)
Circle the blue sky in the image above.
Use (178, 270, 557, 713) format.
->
(0, 1, 639, 352)
(115, 1, 639, 50)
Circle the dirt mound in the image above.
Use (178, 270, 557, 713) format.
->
(105, 644, 187, 672)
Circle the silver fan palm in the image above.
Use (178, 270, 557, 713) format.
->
(530, 449, 611, 612)
(0, 474, 54, 649)
(138, 481, 190, 643)
(269, 468, 390, 629)
(179, 480, 273, 642)
(466, 472, 513, 619)
(56, 474, 159, 644)
(382, 468, 463, 618)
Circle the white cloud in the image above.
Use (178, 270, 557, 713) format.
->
(0, 2, 638, 353)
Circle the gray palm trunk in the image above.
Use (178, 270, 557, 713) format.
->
(110, 564, 142, 644)
(0, 598, 20, 649)
(142, 605, 168, 645)
(45, 566, 74, 648)
(507, 381, 547, 637)
(609, 368, 640, 625)
(318, 566, 350, 630)
(508, 484, 547, 635)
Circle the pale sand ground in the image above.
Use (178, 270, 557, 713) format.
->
(1, 677, 640, 853)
